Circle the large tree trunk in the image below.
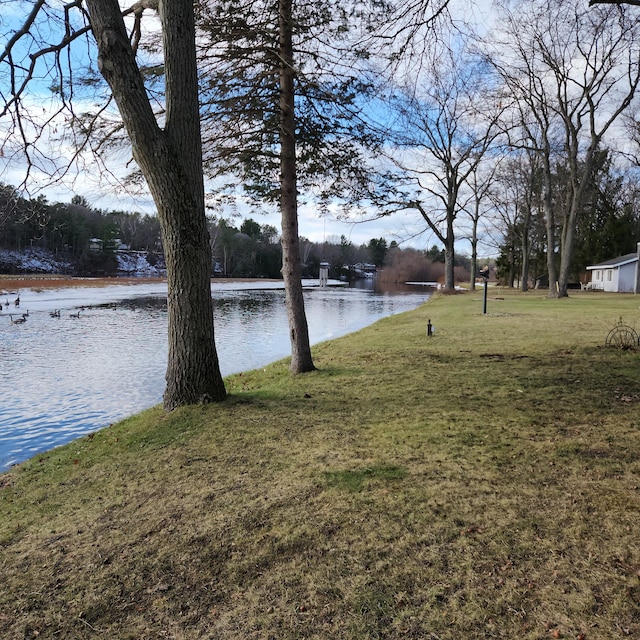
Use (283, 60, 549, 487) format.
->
(443, 213, 456, 291)
(542, 159, 558, 298)
(557, 150, 594, 298)
(469, 236, 477, 291)
(520, 202, 531, 292)
(86, 0, 226, 409)
(469, 205, 479, 292)
(557, 207, 577, 298)
(278, 0, 315, 373)
(508, 246, 516, 288)
(521, 234, 530, 292)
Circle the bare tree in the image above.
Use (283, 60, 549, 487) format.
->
(488, 152, 547, 291)
(383, 46, 503, 291)
(487, 0, 640, 297)
(1, 0, 227, 408)
(462, 159, 498, 291)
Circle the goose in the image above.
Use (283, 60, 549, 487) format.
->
(69, 310, 81, 318)
(14, 296, 20, 306)
(10, 314, 26, 324)
(22, 310, 29, 318)
(49, 309, 61, 318)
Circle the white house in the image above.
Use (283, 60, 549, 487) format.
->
(586, 244, 640, 293)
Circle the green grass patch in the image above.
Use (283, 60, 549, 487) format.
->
(324, 465, 408, 492)
(1, 290, 640, 639)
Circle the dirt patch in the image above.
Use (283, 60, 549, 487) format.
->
(479, 353, 530, 361)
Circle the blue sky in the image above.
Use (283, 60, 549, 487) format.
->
(0, 0, 495, 255)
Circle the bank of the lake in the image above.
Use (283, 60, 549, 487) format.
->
(0, 278, 428, 470)
(1, 290, 640, 639)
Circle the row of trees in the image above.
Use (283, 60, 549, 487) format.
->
(493, 149, 640, 288)
(480, 0, 640, 294)
(2, 0, 639, 408)
(0, 186, 159, 256)
(362, 0, 640, 297)
(3, 181, 454, 279)
(4, 147, 637, 287)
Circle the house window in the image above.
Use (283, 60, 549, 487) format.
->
(596, 270, 602, 280)
(607, 270, 613, 281)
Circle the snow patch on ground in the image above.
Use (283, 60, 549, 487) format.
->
(116, 251, 166, 277)
(0, 247, 165, 277)
(0, 248, 73, 274)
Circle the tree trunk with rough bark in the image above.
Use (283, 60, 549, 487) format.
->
(86, 0, 226, 409)
(443, 204, 456, 291)
(278, 0, 315, 373)
(521, 230, 530, 292)
(542, 159, 558, 298)
(557, 150, 594, 298)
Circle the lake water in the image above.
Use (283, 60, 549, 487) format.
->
(0, 280, 430, 470)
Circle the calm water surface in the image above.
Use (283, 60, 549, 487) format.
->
(0, 280, 430, 470)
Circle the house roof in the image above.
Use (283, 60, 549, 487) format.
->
(586, 251, 638, 270)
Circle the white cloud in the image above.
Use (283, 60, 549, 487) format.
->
(1, 0, 497, 255)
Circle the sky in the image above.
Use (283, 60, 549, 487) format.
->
(0, 0, 497, 257)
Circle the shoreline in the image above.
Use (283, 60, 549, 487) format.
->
(0, 275, 281, 292)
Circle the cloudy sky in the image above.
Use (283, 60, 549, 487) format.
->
(0, 0, 496, 255)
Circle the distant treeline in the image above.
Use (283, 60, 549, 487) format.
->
(0, 183, 471, 281)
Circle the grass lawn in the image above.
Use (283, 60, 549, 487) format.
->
(1, 289, 639, 639)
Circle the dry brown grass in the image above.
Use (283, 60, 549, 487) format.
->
(0, 275, 279, 294)
(0, 275, 166, 293)
(1, 289, 639, 639)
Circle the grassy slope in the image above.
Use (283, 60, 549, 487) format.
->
(1, 290, 640, 639)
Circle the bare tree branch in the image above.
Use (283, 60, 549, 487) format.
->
(590, 1, 640, 5)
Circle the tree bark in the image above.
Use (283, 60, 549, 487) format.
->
(444, 212, 456, 291)
(521, 223, 530, 292)
(85, 0, 226, 409)
(542, 154, 558, 298)
(469, 218, 478, 292)
(557, 147, 595, 298)
(278, 0, 315, 373)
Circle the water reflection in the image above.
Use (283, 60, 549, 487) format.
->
(0, 282, 430, 470)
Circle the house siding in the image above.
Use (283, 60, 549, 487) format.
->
(618, 263, 636, 293)
(587, 249, 639, 293)
(591, 266, 634, 292)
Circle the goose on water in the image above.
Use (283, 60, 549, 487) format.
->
(10, 314, 26, 324)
